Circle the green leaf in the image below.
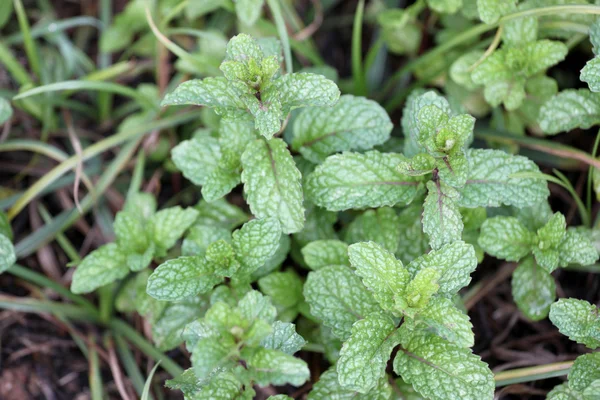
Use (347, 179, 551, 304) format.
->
(395, 205, 430, 264)
(394, 331, 494, 400)
(459, 149, 549, 208)
(150, 206, 199, 252)
(348, 241, 410, 312)
(114, 210, 149, 254)
(304, 265, 380, 340)
(193, 372, 251, 400)
(241, 138, 304, 233)
(152, 296, 209, 351)
(511, 257, 556, 321)
(182, 224, 231, 257)
(146, 256, 222, 301)
(306, 151, 420, 211)
(406, 241, 477, 295)
(537, 212, 566, 250)
(569, 353, 600, 392)
(399, 267, 440, 313)
(271, 72, 340, 114)
(161, 77, 248, 111)
(450, 51, 484, 90)
(171, 136, 221, 186)
(71, 244, 128, 294)
(246, 348, 310, 386)
(292, 95, 392, 163)
(202, 167, 241, 202)
(414, 297, 474, 347)
(218, 115, 257, 171)
(194, 198, 248, 230)
(258, 270, 303, 320)
(191, 337, 236, 380)
(403, 90, 452, 157)
(502, 16, 538, 47)
(345, 207, 401, 253)
(337, 313, 401, 393)
(261, 321, 306, 355)
(0, 234, 16, 274)
(0, 211, 12, 240)
(581, 57, 600, 92)
(477, 0, 515, 23)
(546, 383, 584, 400)
(0, 98, 13, 125)
(478, 216, 536, 261)
(308, 367, 392, 400)
(232, 218, 282, 277)
(301, 239, 349, 270)
(557, 229, 599, 268)
(549, 298, 600, 349)
(539, 89, 600, 135)
(422, 180, 463, 250)
(427, 0, 462, 14)
(235, 0, 264, 26)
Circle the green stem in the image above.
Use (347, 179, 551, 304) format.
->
(109, 319, 184, 377)
(88, 335, 105, 400)
(38, 204, 81, 263)
(114, 334, 147, 398)
(8, 264, 96, 313)
(352, 0, 366, 96)
(267, 0, 293, 74)
(494, 361, 573, 387)
(98, 286, 113, 324)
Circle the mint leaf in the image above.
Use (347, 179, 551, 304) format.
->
(512, 257, 556, 321)
(422, 180, 463, 250)
(399, 267, 440, 313)
(337, 313, 401, 393)
(146, 256, 221, 301)
(308, 367, 392, 400)
(171, 136, 221, 186)
(235, 0, 264, 26)
(306, 151, 420, 211)
(414, 297, 474, 347)
(403, 90, 452, 157)
(152, 296, 209, 351)
(161, 77, 248, 111)
(459, 149, 549, 208)
(114, 210, 149, 254)
(304, 265, 380, 340)
(71, 244, 128, 294)
(396, 205, 430, 264)
(537, 212, 566, 250)
(301, 239, 349, 270)
(232, 218, 282, 277)
(581, 57, 600, 92)
(218, 115, 256, 171)
(478, 216, 536, 261)
(348, 241, 410, 312)
(394, 331, 494, 400)
(271, 72, 340, 114)
(502, 16, 538, 47)
(477, 0, 515, 24)
(193, 372, 251, 400)
(569, 353, 600, 392)
(260, 321, 306, 355)
(258, 270, 303, 321)
(539, 89, 600, 135)
(241, 138, 304, 233)
(194, 198, 248, 229)
(549, 298, 600, 349)
(246, 348, 310, 386)
(0, 234, 15, 274)
(292, 95, 392, 163)
(557, 228, 599, 268)
(191, 337, 235, 380)
(150, 206, 199, 252)
(202, 167, 241, 202)
(182, 224, 231, 257)
(450, 51, 484, 90)
(546, 383, 583, 400)
(345, 207, 401, 253)
(406, 241, 477, 295)
(427, 0, 462, 14)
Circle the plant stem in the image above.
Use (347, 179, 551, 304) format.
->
(88, 335, 105, 400)
(13, 0, 41, 78)
(114, 334, 148, 398)
(494, 361, 573, 387)
(352, 0, 366, 96)
(109, 319, 184, 377)
(267, 0, 293, 74)
(8, 264, 96, 313)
